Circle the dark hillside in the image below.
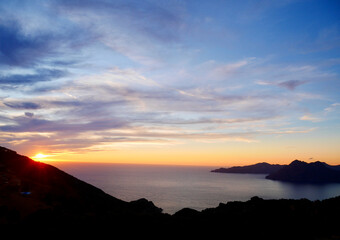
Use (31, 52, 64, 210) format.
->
(266, 160, 340, 184)
(0, 146, 162, 225)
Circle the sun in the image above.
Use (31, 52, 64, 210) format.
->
(32, 153, 50, 161)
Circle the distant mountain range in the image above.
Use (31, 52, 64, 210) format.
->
(212, 160, 340, 184)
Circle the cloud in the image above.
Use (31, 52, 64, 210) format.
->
(66, 70, 282, 116)
(0, 116, 127, 133)
(0, 3, 96, 68)
(0, 65, 285, 153)
(211, 58, 255, 79)
(1, 53, 334, 155)
(57, 0, 183, 42)
(0, 68, 68, 85)
(52, 0, 185, 66)
(277, 80, 308, 90)
(299, 115, 322, 123)
(0, 21, 51, 67)
(324, 103, 340, 112)
(25, 112, 34, 118)
(4, 101, 41, 109)
(267, 127, 317, 135)
(0, 113, 316, 154)
(255, 63, 333, 91)
(256, 80, 308, 91)
(143, 116, 275, 126)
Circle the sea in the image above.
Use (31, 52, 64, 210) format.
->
(51, 162, 340, 214)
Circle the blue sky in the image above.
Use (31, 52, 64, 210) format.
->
(0, 0, 339, 165)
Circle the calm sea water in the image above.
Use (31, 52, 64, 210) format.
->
(51, 162, 340, 214)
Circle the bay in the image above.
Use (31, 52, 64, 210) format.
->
(51, 162, 340, 214)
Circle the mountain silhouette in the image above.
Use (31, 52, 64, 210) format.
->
(266, 160, 340, 184)
(212, 162, 285, 174)
(0, 146, 162, 226)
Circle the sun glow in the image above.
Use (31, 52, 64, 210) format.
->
(32, 153, 50, 161)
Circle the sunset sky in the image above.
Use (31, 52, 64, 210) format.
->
(1, 0, 339, 166)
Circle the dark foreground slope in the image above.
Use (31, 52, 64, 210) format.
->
(212, 162, 285, 174)
(174, 196, 340, 239)
(0, 146, 163, 227)
(1, 146, 340, 239)
(266, 160, 340, 184)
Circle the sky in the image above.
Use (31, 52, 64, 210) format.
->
(0, 0, 339, 166)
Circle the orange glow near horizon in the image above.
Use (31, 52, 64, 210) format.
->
(29, 141, 340, 167)
(32, 153, 51, 161)
(24, 132, 340, 167)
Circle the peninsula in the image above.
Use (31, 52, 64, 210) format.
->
(212, 162, 285, 174)
(212, 160, 340, 184)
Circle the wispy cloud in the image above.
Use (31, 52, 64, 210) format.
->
(258, 79, 309, 90)
(211, 58, 254, 78)
(0, 115, 127, 133)
(299, 115, 322, 123)
(278, 80, 309, 90)
(52, 0, 185, 66)
(0, 56, 334, 153)
(0, 21, 52, 67)
(324, 103, 340, 113)
(4, 101, 41, 109)
(0, 69, 68, 85)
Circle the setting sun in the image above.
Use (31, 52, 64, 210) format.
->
(32, 153, 50, 161)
